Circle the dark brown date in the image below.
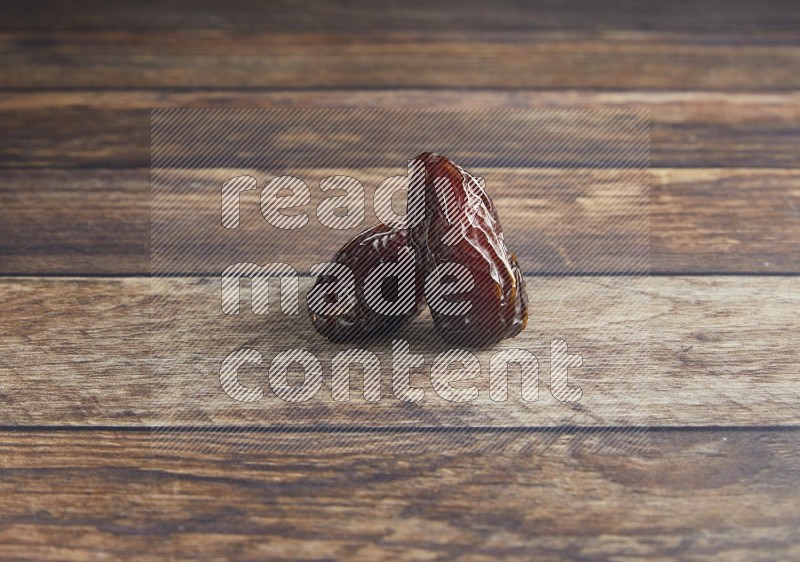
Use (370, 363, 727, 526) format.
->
(308, 223, 425, 342)
(408, 152, 528, 347)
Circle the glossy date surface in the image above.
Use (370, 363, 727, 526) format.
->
(309, 153, 527, 347)
(308, 223, 424, 342)
(408, 152, 528, 347)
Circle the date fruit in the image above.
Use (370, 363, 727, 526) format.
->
(408, 152, 528, 347)
(308, 223, 425, 342)
(309, 152, 527, 347)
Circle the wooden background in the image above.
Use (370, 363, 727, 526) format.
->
(1, 1, 799, 559)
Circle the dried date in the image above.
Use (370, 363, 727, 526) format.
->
(308, 223, 425, 342)
(408, 152, 528, 347)
(309, 152, 527, 347)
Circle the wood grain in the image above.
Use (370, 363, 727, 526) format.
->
(0, 428, 798, 561)
(3, 167, 798, 275)
(1, 1, 798, 557)
(1, 91, 798, 168)
(3, 0, 798, 32)
(2, 29, 800, 91)
(1, 276, 797, 427)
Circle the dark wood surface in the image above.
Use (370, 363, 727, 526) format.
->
(1, 429, 799, 561)
(3, 30, 800, 90)
(0, 1, 798, 559)
(2, 92, 798, 168)
(2, 166, 798, 274)
(3, 276, 798, 427)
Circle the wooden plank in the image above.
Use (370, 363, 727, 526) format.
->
(0, 169, 149, 275)
(650, 168, 800, 273)
(2, 168, 798, 275)
(2, 0, 798, 32)
(147, 108, 651, 170)
(0, 428, 798, 560)
(2, 30, 800, 91)
(1, 91, 798, 168)
(1, 276, 797, 427)
(149, 164, 651, 275)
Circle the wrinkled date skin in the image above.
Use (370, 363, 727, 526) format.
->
(408, 152, 528, 347)
(309, 223, 425, 342)
(309, 152, 527, 347)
